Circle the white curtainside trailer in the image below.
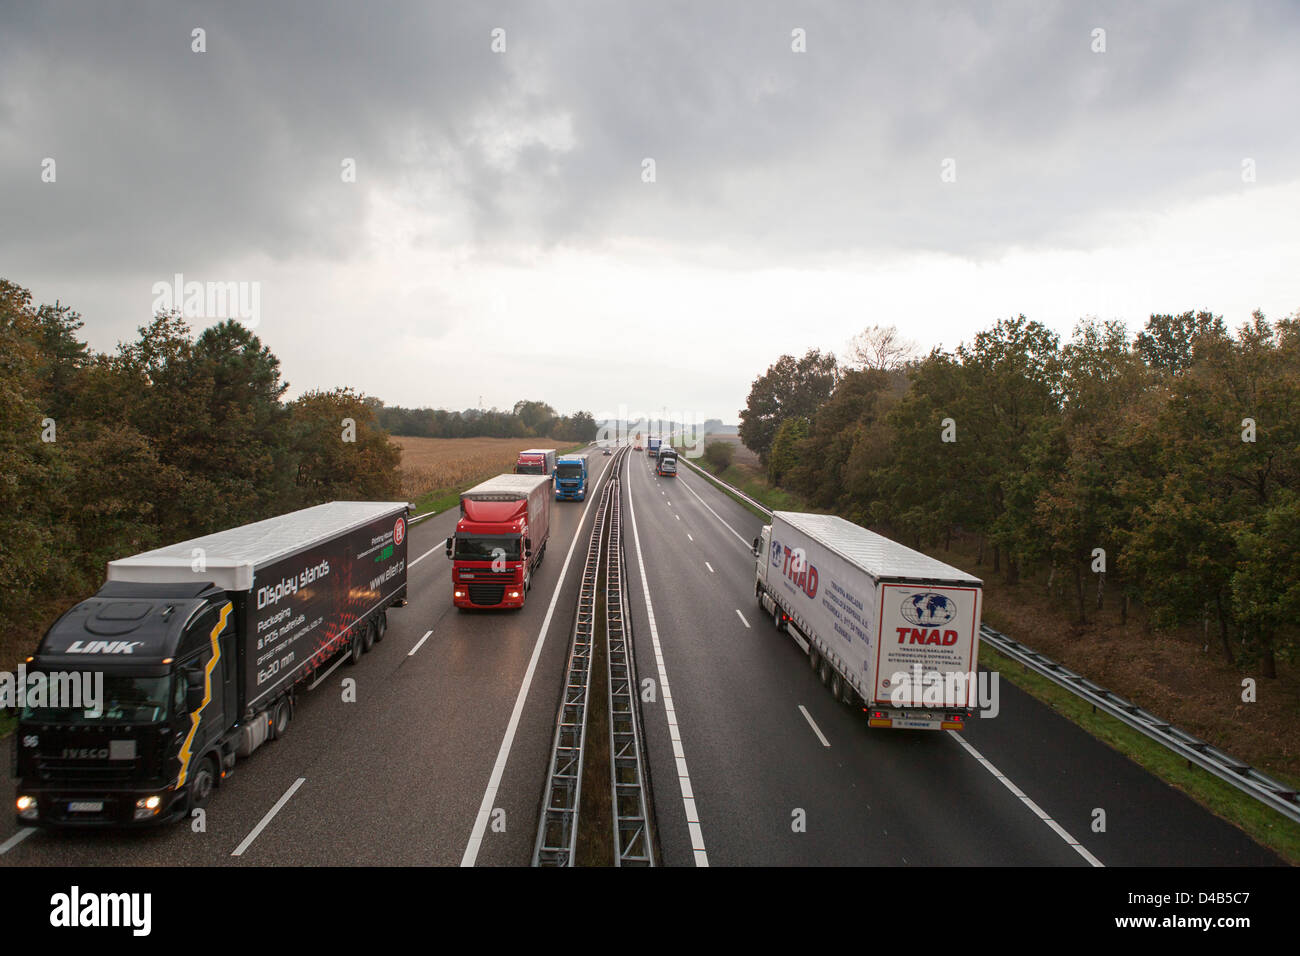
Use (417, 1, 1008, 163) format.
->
(753, 512, 983, 730)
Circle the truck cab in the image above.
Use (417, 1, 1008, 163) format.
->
(554, 454, 589, 500)
(514, 448, 556, 477)
(16, 582, 238, 827)
(447, 475, 551, 609)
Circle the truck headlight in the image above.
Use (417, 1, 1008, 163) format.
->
(134, 795, 162, 819)
(509, 591, 520, 599)
(454, 590, 465, 598)
(16, 795, 38, 820)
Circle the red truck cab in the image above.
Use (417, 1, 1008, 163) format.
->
(446, 475, 551, 609)
(514, 448, 556, 477)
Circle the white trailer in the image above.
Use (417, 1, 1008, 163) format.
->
(754, 512, 983, 730)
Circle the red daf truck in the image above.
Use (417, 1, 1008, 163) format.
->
(514, 448, 556, 476)
(445, 475, 551, 609)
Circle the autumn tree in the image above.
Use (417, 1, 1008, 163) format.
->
(738, 349, 838, 464)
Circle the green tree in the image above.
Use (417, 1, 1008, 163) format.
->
(768, 417, 809, 484)
(289, 388, 402, 501)
(738, 349, 838, 464)
(1135, 310, 1229, 376)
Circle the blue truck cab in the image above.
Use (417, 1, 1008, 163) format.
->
(554, 454, 589, 501)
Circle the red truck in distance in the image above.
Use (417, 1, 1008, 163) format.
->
(446, 475, 551, 609)
(514, 448, 556, 476)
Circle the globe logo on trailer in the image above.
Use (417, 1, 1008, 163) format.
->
(901, 593, 956, 626)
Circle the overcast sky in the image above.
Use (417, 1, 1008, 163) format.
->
(3, 1, 1297, 424)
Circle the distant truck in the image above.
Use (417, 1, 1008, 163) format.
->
(514, 448, 557, 477)
(655, 446, 678, 477)
(554, 454, 589, 501)
(446, 474, 551, 609)
(754, 512, 983, 731)
(16, 502, 409, 827)
(647, 438, 661, 457)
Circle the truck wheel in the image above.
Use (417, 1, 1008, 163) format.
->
(831, 672, 846, 703)
(819, 657, 832, 687)
(270, 700, 290, 739)
(772, 605, 783, 632)
(188, 756, 217, 811)
(374, 612, 387, 643)
(362, 621, 375, 653)
(348, 630, 364, 665)
(809, 647, 821, 673)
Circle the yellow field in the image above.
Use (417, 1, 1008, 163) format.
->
(394, 436, 573, 500)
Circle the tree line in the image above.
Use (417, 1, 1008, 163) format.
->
(739, 312, 1300, 678)
(0, 279, 401, 656)
(376, 399, 598, 442)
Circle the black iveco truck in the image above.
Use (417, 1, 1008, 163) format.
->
(15, 501, 409, 827)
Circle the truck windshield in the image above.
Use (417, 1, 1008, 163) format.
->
(454, 536, 522, 561)
(21, 674, 172, 724)
(556, 464, 583, 478)
(515, 464, 544, 475)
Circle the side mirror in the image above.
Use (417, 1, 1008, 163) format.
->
(524, 537, 533, 557)
(752, 537, 761, 557)
(184, 669, 205, 712)
(445, 536, 454, 558)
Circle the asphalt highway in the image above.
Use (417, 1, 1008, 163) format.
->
(621, 452, 1283, 866)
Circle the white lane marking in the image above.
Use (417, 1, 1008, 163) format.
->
(677, 473, 750, 548)
(705, 562, 714, 573)
(232, 777, 305, 857)
(799, 705, 831, 747)
(735, 609, 750, 628)
(410, 540, 444, 567)
(408, 629, 433, 656)
(461, 456, 616, 866)
(674, 514, 680, 521)
(307, 653, 347, 691)
(687, 533, 693, 542)
(628, 463, 708, 866)
(0, 827, 37, 855)
(946, 731, 1104, 867)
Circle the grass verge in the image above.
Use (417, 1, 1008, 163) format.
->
(680, 455, 807, 519)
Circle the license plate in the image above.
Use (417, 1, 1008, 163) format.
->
(68, 801, 103, 812)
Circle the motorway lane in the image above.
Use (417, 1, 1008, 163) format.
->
(627, 455, 1284, 866)
(1, 449, 616, 866)
(237, 449, 620, 867)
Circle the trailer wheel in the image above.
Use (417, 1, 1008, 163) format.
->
(348, 630, 365, 665)
(830, 672, 846, 702)
(772, 605, 784, 633)
(271, 699, 290, 739)
(362, 620, 375, 653)
(374, 611, 387, 643)
(809, 646, 821, 673)
(819, 657, 832, 687)
(188, 756, 217, 811)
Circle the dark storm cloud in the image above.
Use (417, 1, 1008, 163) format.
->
(2, 1, 1297, 278)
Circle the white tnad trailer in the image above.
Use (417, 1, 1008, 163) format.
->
(754, 512, 983, 730)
